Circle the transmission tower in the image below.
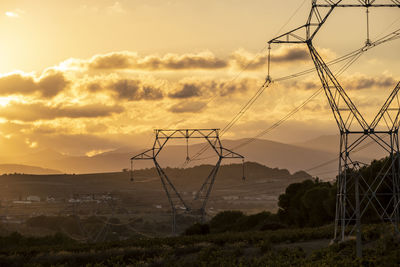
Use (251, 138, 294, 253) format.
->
(62, 193, 119, 242)
(130, 129, 244, 235)
(269, 0, 400, 257)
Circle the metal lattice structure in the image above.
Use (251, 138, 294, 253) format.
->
(62, 193, 119, 242)
(130, 129, 244, 234)
(269, 0, 400, 257)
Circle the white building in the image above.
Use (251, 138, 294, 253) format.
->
(27, 196, 40, 202)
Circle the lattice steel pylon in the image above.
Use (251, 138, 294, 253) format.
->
(130, 129, 244, 235)
(269, 0, 400, 257)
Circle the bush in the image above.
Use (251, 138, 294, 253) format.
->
(184, 223, 210, 236)
(209, 211, 245, 233)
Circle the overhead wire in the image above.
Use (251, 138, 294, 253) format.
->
(188, 27, 400, 163)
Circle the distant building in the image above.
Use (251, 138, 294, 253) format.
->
(27, 196, 40, 202)
(46, 196, 56, 202)
(222, 196, 239, 201)
(13, 200, 31, 204)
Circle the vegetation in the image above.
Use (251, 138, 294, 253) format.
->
(0, 224, 398, 266)
(278, 178, 336, 227)
(0, 156, 399, 265)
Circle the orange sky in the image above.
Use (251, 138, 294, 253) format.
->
(0, 0, 399, 157)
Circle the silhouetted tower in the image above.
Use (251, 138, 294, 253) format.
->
(269, 0, 400, 257)
(130, 129, 244, 235)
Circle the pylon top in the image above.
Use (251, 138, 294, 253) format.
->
(269, 0, 400, 44)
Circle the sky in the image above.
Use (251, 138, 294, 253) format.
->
(0, 0, 400, 158)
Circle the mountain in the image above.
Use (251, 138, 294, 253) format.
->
(294, 135, 387, 161)
(293, 135, 339, 154)
(0, 164, 62, 175)
(3, 138, 338, 179)
(1, 136, 385, 179)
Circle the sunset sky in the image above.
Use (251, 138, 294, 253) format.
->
(0, 0, 400, 158)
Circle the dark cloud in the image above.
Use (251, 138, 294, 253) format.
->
(0, 102, 124, 122)
(168, 84, 201, 99)
(272, 46, 309, 63)
(292, 75, 398, 91)
(37, 71, 69, 97)
(89, 53, 132, 69)
(168, 78, 254, 99)
(107, 79, 164, 101)
(87, 82, 102, 92)
(88, 51, 228, 70)
(169, 101, 207, 113)
(232, 47, 309, 70)
(0, 71, 68, 98)
(345, 76, 397, 90)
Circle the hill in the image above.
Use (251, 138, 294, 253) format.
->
(0, 164, 62, 175)
(3, 138, 343, 179)
(293, 134, 387, 160)
(1, 136, 385, 179)
(0, 162, 312, 214)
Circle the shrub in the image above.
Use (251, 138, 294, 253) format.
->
(209, 211, 245, 233)
(184, 223, 210, 236)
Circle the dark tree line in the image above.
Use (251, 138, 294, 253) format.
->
(186, 155, 399, 234)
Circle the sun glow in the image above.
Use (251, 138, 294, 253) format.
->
(5, 11, 19, 18)
(0, 96, 14, 107)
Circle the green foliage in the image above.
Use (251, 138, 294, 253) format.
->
(184, 223, 210, 236)
(200, 210, 285, 234)
(209, 210, 245, 233)
(278, 179, 335, 227)
(6, 224, 400, 266)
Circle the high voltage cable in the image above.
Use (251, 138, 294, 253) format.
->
(273, 0, 308, 38)
(186, 28, 400, 163)
(232, 88, 323, 151)
(145, 28, 400, 170)
(161, 28, 400, 169)
(230, 47, 365, 152)
(189, 48, 360, 162)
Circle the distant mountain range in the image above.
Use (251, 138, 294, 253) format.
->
(0, 164, 61, 175)
(0, 135, 388, 179)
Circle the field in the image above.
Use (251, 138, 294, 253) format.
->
(0, 224, 399, 266)
(0, 163, 311, 237)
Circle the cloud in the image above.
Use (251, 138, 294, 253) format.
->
(168, 83, 201, 99)
(87, 78, 164, 101)
(293, 74, 398, 91)
(5, 9, 24, 18)
(168, 78, 256, 99)
(86, 51, 228, 70)
(107, 1, 126, 14)
(59, 47, 338, 74)
(0, 71, 68, 98)
(108, 79, 164, 101)
(231, 47, 310, 70)
(0, 102, 124, 122)
(344, 74, 397, 90)
(169, 101, 207, 113)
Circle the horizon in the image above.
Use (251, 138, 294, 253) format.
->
(0, 1, 398, 178)
(0, 1, 399, 159)
(0, 2, 399, 260)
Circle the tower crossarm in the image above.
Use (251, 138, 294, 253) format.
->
(268, 0, 399, 45)
(316, 0, 400, 7)
(221, 148, 244, 159)
(370, 81, 400, 130)
(130, 149, 155, 160)
(268, 0, 340, 44)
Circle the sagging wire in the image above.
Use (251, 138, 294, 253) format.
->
(130, 159, 134, 182)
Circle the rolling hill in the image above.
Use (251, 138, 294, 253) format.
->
(0, 164, 62, 175)
(0, 136, 384, 179)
